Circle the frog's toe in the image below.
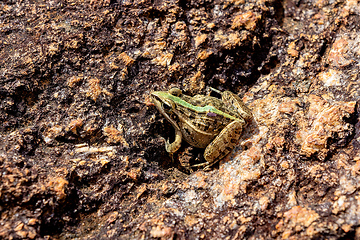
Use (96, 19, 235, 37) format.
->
(191, 160, 218, 170)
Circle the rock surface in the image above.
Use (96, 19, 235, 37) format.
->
(0, 0, 360, 239)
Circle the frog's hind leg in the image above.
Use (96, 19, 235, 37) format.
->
(222, 91, 252, 122)
(203, 120, 245, 167)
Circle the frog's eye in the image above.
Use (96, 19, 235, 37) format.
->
(162, 102, 173, 112)
(169, 88, 182, 97)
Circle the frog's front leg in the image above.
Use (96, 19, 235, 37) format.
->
(202, 120, 245, 168)
(164, 128, 182, 154)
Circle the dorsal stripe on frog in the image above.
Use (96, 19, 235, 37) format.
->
(159, 92, 242, 121)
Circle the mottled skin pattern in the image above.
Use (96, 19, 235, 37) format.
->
(151, 88, 252, 169)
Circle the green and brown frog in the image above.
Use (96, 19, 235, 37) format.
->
(151, 88, 252, 169)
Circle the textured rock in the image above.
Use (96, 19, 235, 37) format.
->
(0, 0, 360, 239)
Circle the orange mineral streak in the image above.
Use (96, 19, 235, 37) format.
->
(296, 95, 355, 157)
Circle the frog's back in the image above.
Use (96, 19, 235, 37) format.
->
(192, 95, 245, 120)
(175, 95, 235, 148)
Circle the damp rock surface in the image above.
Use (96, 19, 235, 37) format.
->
(1, 0, 360, 239)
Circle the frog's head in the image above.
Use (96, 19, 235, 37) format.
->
(151, 88, 183, 130)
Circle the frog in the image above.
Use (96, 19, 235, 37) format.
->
(151, 87, 252, 169)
